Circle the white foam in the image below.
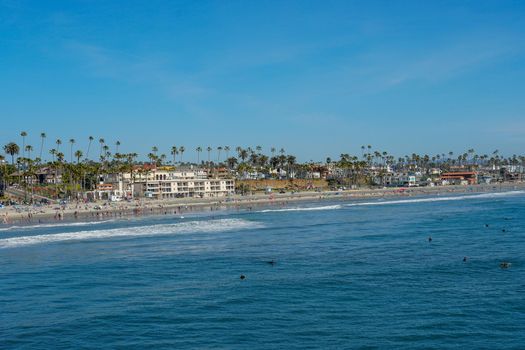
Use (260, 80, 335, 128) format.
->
(259, 205, 342, 213)
(345, 190, 525, 207)
(0, 220, 114, 232)
(0, 218, 263, 248)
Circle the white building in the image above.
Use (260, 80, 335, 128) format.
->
(103, 168, 235, 199)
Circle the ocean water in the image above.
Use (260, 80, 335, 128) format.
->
(1, 191, 525, 349)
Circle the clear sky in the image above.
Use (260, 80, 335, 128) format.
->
(1, 0, 524, 162)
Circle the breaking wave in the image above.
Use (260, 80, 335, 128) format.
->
(259, 205, 342, 213)
(0, 218, 263, 249)
(0, 220, 115, 232)
(345, 190, 525, 207)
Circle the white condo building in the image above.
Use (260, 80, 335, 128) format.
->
(100, 168, 235, 199)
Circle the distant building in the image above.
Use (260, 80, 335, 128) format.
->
(441, 171, 477, 185)
(102, 167, 235, 199)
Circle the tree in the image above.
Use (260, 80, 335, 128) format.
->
(226, 157, 238, 169)
(207, 146, 212, 163)
(217, 146, 223, 162)
(56, 139, 62, 153)
(25, 145, 33, 161)
(171, 146, 178, 164)
(196, 146, 202, 164)
(20, 131, 27, 158)
(147, 152, 157, 165)
(86, 136, 94, 160)
(179, 146, 185, 163)
(39, 132, 46, 161)
(75, 150, 83, 164)
(49, 148, 56, 162)
(99, 138, 105, 158)
(224, 146, 230, 159)
(69, 138, 75, 163)
(115, 140, 121, 154)
(4, 142, 19, 165)
(239, 148, 248, 162)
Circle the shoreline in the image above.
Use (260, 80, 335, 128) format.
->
(1, 182, 524, 228)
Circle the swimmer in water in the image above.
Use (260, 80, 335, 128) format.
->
(500, 261, 511, 269)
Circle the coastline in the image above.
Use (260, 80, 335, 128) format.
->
(1, 182, 524, 228)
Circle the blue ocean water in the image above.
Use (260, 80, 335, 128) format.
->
(1, 191, 525, 349)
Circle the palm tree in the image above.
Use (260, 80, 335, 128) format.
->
(179, 146, 185, 163)
(171, 146, 178, 164)
(224, 146, 230, 159)
(86, 136, 94, 160)
(207, 146, 212, 163)
(152, 146, 158, 157)
(25, 145, 33, 161)
(226, 157, 238, 169)
(217, 146, 223, 162)
(69, 138, 75, 163)
(287, 155, 296, 178)
(49, 149, 56, 162)
(54, 139, 61, 155)
(115, 140, 121, 154)
(4, 142, 20, 165)
(39, 132, 46, 161)
(196, 146, 202, 164)
(102, 145, 110, 158)
(75, 150, 83, 164)
(271, 147, 276, 158)
(147, 152, 157, 165)
(98, 138, 105, 158)
(20, 131, 27, 158)
(55, 152, 64, 197)
(239, 148, 248, 162)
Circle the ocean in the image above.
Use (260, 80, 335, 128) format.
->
(1, 191, 525, 349)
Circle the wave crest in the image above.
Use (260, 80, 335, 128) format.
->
(345, 190, 525, 207)
(0, 218, 262, 249)
(259, 205, 342, 213)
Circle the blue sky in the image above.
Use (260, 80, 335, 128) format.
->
(1, 0, 524, 162)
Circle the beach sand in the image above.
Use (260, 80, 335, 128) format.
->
(1, 182, 523, 227)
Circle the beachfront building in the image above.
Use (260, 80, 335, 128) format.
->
(441, 171, 477, 185)
(101, 167, 235, 199)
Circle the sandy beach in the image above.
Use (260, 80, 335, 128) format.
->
(1, 182, 524, 227)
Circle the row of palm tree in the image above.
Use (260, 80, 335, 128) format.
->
(2, 132, 525, 201)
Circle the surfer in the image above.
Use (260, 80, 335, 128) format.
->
(240, 274, 246, 280)
(428, 236, 432, 242)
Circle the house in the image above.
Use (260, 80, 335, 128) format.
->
(441, 171, 477, 185)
